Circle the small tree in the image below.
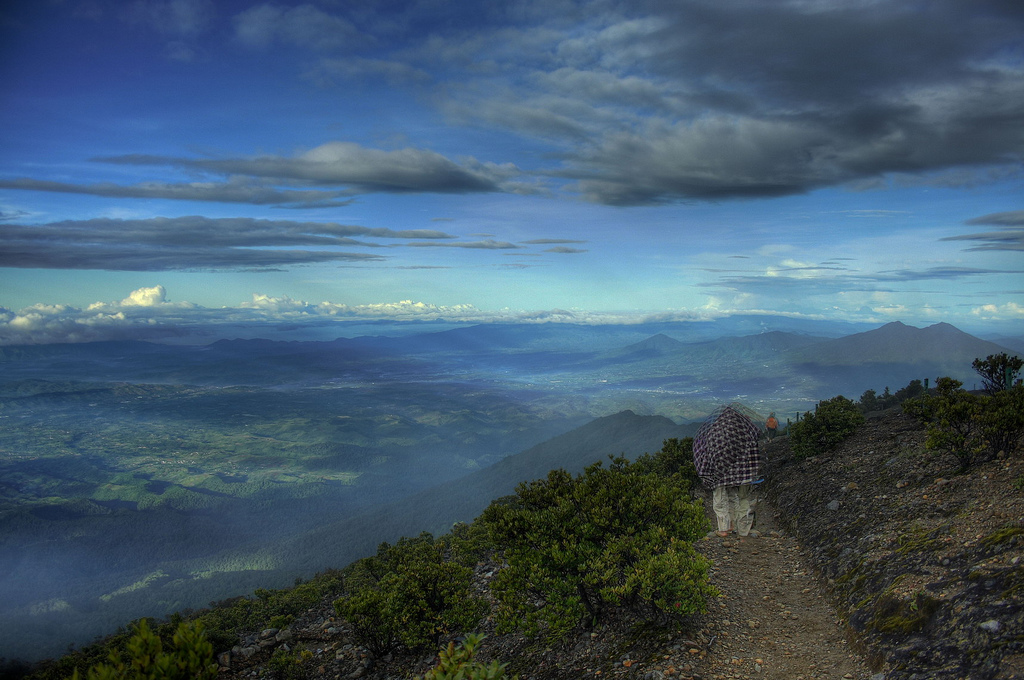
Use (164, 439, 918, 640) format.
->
(904, 377, 986, 471)
(72, 619, 217, 680)
(979, 383, 1024, 459)
(333, 534, 486, 655)
(973, 353, 1024, 395)
(414, 634, 516, 680)
(480, 453, 714, 640)
(859, 388, 879, 412)
(789, 395, 864, 459)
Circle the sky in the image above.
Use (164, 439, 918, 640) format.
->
(1, 0, 1023, 345)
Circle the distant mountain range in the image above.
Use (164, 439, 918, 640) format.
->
(783, 321, 1016, 397)
(0, 319, 1018, 415)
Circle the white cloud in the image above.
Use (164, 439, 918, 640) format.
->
(971, 302, 1024, 320)
(122, 285, 167, 307)
(0, 287, 723, 345)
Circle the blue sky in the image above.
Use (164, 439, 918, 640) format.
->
(1, 0, 1022, 344)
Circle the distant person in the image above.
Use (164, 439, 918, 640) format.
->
(766, 412, 778, 440)
(693, 403, 764, 539)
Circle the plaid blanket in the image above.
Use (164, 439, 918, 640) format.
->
(693, 403, 762, 488)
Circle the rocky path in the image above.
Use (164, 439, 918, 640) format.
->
(216, 490, 885, 680)
(691, 497, 878, 680)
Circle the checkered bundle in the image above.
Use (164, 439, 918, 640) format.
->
(692, 403, 763, 488)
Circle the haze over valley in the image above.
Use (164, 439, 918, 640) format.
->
(1, 316, 1020, 660)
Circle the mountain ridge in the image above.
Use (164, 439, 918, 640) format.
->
(270, 409, 697, 574)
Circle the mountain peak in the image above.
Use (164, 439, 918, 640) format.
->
(792, 321, 1013, 368)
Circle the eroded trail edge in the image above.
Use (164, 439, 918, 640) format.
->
(693, 496, 875, 680)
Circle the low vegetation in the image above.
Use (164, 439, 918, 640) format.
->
(481, 445, 713, 640)
(903, 378, 1024, 471)
(69, 620, 217, 680)
(789, 395, 864, 459)
(412, 634, 516, 680)
(12, 352, 1023, 680)
(333, 532, 488, 655)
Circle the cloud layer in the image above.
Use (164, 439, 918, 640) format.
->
(0, 216, 462, 271)
(0, 286, 694, 345)
(3, 1, 1022, 207)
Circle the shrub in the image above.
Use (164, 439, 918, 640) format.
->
(71, 619, 217, 680)
(267, 647, 314, 680)
(413, 634, 516, 680)
(480, 452, 714, 640)
(904, 377, 985, 471)
(972, 353, 1024, 395)
(790, 395, 864, 459)
(632, 437, 700, 488)
(979, 384, 1024, 458)
(859, 379, 927, 412)
(333, 534, 486, 656)
(858, 388, 879, 412)
(905, 375, 1024, 470)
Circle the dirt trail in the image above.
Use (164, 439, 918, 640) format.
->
(691, 494, 877, 680)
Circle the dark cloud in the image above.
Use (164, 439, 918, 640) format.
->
(874, 266, 1021, 281)
(544, 246, 587, 253)
(0, 216, 459, 271)
(6, 1, 1023, 210)
(403, 239, 522, 250)
(520, 238, 588, 244)
(0, 209, 30, 221)
(100, 143, 512, 195)
(965, 210, 1024, 226)
(940, 210, 1024, 251)
(442, 0, 1024, 205)
(0, 246, 381, 272)
(0, 178, 354, 208)
(942, 230, 1024, 252)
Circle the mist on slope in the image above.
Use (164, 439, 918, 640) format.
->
(0, 318, 1018, 661)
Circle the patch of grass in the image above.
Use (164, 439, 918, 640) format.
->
(981, 525, 1024, 548)
(895, 524, 943, 556)
(869, 590, 941, 635)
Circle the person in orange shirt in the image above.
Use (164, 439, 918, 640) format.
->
(765, 412, 778, 440)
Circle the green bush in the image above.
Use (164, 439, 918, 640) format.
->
(71, 619, 217, 680)
(632, 437, 700, 488)
(480, 451, 714, 640)
(972, 353, 1023, 395)
(980, 384, 1024, 458)
(268, 647, 314, 680)
(333, 534, 486, 656)
(905, 377, 1024, 470)
(859, 379, 926, 412)
(790, 395, 864, 459)
(412, 634, 516, 680)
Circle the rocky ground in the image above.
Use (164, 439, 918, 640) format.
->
(215, 408, 1023, 680)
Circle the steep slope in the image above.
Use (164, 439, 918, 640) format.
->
(764, 409, 1024, 679)
(273, 410, 696, 574)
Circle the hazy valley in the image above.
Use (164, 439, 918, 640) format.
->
(0, 317, 1018, 662)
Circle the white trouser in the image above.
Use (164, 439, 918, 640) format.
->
(712, 484, 756, 536)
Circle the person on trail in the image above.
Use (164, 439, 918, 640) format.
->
(766, 412, 778, 440)
(692, 403, 764, 539)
